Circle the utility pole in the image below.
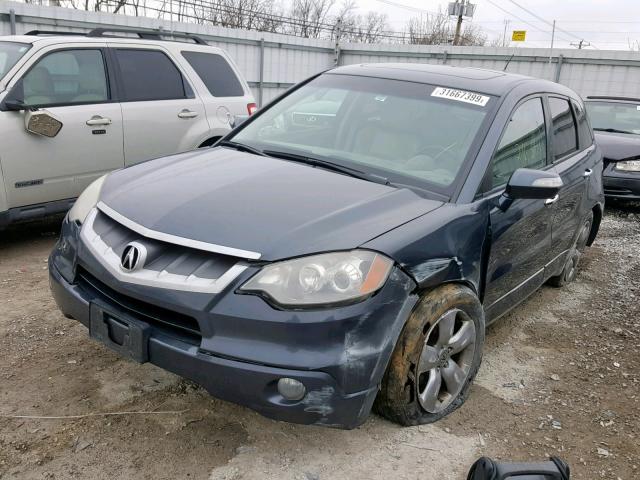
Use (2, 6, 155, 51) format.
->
(548, 19, 556, 65)
(453, 1, 465, 46)
(502, 18, 510, 47)
(333, 18, 342, 66)
(449, 0, 475, 46)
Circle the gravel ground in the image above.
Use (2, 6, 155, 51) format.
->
(1, 205, 638, 480)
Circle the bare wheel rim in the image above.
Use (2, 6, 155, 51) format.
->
(576, 219, 591, 252)
(565, 251, 580, 282)
(416, 308, 476, 414)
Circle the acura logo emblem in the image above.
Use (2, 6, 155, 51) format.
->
(120, 242, 147, 272)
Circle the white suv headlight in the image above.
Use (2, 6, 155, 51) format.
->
(68, 175, 107, 223)
(240, 250, 394, 308)
(614, 160, 640, 172)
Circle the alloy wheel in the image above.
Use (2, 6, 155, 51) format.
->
(416, 308, 477, 413)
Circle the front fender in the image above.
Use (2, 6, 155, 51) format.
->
(361, 202, 489, 299)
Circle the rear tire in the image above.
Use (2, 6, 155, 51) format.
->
(374, 284, 484, 426)
(548, 211, 593, 288)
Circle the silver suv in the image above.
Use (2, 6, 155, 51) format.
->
(0, 29, 256, 228)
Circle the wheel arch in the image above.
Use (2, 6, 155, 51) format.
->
(198, 135, 224, 148)
(586, 202, 603, 246)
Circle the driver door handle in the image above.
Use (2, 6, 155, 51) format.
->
(178, 109, 199, 119)
(86, 115, 112, 126)
(584, 168, 593, 177)
(544, 194, 560, 206)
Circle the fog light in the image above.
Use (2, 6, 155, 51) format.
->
(277, 378, 306, 401)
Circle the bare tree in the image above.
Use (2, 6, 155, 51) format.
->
(457, 23, 486, 46)
(46, 0, 487, 45)
(406, 12, 485, 46)
(407, 13, 450, 45)
(339, 11, 388, 43)
(286, 0, 335, 38)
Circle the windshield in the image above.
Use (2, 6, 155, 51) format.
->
(231, 74, 493, 193)
(0, 42, 31, 82)
(586, 100, 640, 135)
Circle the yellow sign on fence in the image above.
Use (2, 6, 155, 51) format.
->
(512, 30, 527, 42)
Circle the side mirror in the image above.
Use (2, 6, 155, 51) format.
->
(499, 168, 563, 211)
(25, 109, 63, 138)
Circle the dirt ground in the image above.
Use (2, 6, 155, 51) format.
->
(1, 205, 638, 480)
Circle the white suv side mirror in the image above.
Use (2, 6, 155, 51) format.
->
(25, 109, 63, 138)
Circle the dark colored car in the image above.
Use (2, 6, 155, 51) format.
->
(49, 64, 604, 429)
(586, 96, 640, 200)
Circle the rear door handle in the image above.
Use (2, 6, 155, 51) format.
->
(86, 115, 112, 126)
(178, 109, 199, 119)
(584, 168, 593, 177)
(544, 194, 560, 206)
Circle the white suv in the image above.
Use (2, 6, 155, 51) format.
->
(0, 29, 256, 228)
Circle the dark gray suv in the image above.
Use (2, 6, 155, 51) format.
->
(49, 64, 604, 429)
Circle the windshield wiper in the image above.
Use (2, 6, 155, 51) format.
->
(594, 127, 637, 135)
(262, 149, 392, 186)
(218, 140, 267, 156)
(219, 142, 393, 186)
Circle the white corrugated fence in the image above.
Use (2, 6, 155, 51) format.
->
(2, 1, 640, 105)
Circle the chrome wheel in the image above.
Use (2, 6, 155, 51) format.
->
(417, 308, 477, 414)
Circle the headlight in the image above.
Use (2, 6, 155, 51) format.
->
(68, 175, 107, 223)
(240, 250, 394, 308)
(614, 160, 640, 172)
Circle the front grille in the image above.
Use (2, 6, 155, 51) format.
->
(80, 208, 248, 294)
(93, 210, 237, 278)
(77, 267, 202, 345)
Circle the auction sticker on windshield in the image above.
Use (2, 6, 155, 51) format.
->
(431, 87, 490, 107)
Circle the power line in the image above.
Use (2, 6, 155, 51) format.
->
(483, 0, 574, 44)
(104, 0, 413, 41)
(474, 19, 640, 24)
(371, 0, 440, 16)
(503, 0, 598, 48)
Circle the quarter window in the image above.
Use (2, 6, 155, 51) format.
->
(115, 49, 187, 102)
(572, 99, 593, 148)
(17, 49, 108, 107)
(492, 97, 547, 188)
(549, 97, 578, 160)
(181, 51, 244, 97)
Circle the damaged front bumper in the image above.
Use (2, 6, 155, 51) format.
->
(49, 217, 418, 429)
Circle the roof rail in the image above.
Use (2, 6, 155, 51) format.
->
(25, 30, 85, 36)
(87, 28, 208, 45)
(586, 96, 640, 103)
(24, 28, 207, 45)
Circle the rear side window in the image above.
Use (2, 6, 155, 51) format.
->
(115, 49, 187, 102)
(549, 97, 578, 160)
(572, 99, 593, 148)
(181, 51, 244, 97)
(491, 97, 547, 188)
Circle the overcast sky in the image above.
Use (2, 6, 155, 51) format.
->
(356, 0, 640, 50)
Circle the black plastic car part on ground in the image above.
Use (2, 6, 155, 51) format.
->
(586, 97, 640, 200)
(50, 64, 604, 429)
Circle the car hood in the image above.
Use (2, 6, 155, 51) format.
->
(99, 148, 443, 260)
(594, 131, 640, 161)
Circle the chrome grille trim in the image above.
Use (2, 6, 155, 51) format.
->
(97, 201, 262, 260)
(80, 208, 248, 294)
